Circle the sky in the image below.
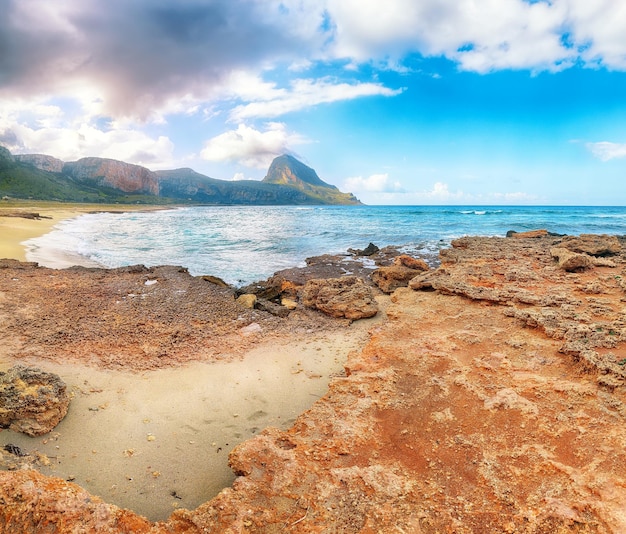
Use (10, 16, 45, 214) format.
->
(2, 1, 626, 205)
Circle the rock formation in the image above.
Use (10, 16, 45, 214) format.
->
(550, 247, 593, 271)
(559, 234, 621, 256)
(302, 276, 378, 320)
(372, 254, 429, 293)
(0, 365, 70, 436)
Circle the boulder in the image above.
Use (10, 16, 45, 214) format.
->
(559, 234, 621, 256)
(302, 276, 378, 320)
(348, 243, 380, 256)
(550, 247, 593, 272)
(256, 298, 290, 318)
(201, 275, 230, 288)
(281, 297, 298, 310)
(236, 275, 284, 301)
(0, 365, 70, 436)
(236, 294, 257, 309)
(394, 254, 429, 271)
(372, 255, 430, 293)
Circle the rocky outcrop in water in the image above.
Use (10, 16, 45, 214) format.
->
(0, 365, 70, 436)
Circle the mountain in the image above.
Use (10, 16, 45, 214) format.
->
(262, 155, 360, 205)
(0, 148, 361, 205)
(155, 167, 327, 205)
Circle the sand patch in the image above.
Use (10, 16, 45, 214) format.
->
(0, 328, 369, 521)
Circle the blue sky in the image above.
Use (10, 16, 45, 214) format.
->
(2, 0, 626, 205)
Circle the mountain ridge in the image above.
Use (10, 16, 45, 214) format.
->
(0, 149, 361, 205)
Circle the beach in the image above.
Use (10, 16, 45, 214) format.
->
(2, 209, 626, 532)
(0, 201, 169, 268)
(0, 202, 78, 262)
(0, 204, 384, 521)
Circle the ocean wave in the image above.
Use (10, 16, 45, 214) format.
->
(23, 205, 626, 286)
(460, 209, 502, 215)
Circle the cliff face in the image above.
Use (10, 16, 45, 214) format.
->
(63, 158, 160, 195)
(14, 154, 65, 173)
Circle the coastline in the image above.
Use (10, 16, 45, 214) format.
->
(2, 230, 626, 530)
(0, 201, 170, 267)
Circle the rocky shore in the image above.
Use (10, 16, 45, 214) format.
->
(2, 232, 626, 532)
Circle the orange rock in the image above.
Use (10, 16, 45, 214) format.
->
(393, 254, 430, 271)
(508, 229, 549, 238)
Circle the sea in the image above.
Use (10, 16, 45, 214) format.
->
(24, 205, 626, 287)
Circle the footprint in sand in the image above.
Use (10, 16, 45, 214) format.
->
(247, 410, 268, 421)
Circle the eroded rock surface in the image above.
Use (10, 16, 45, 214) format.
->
(372, 254, 429, 293)
(0, 262, 344, 371)
(302, 276, 379, 320)
(2, 233, 626, 532)
(0, 365, 70, 436)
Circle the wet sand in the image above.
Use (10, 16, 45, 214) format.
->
(0, 201, 166, 267)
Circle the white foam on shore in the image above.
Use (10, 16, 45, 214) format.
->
(23, 222, 103, 269)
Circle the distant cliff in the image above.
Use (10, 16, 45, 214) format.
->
(63, 158, 160, 196)
(0, 148, 361, 205)
(14, 154, 64, 173)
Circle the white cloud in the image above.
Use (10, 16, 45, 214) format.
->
(326, 0, 572, 72)
(229, 78, 403, 121)
(586, 141, 626, 162)
(344, 173, 404, 193)
(424, 182, 466, 202)
(200, 123, 309, 168)
(4, 0, 626, 127)
(0, 99, 175, 167)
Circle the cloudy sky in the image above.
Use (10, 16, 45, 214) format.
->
(2, 0, 626, 205)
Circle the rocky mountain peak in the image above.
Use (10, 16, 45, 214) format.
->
(263, 154, 336, 190)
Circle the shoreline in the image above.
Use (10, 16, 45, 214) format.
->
(0, 201, 172, 267)
(2, 231, 626, 531)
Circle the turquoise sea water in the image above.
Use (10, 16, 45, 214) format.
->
(25, 205, 626, 286)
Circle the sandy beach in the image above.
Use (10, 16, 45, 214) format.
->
(1, 328, 372, 521)
(0, 201, 169, 268)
